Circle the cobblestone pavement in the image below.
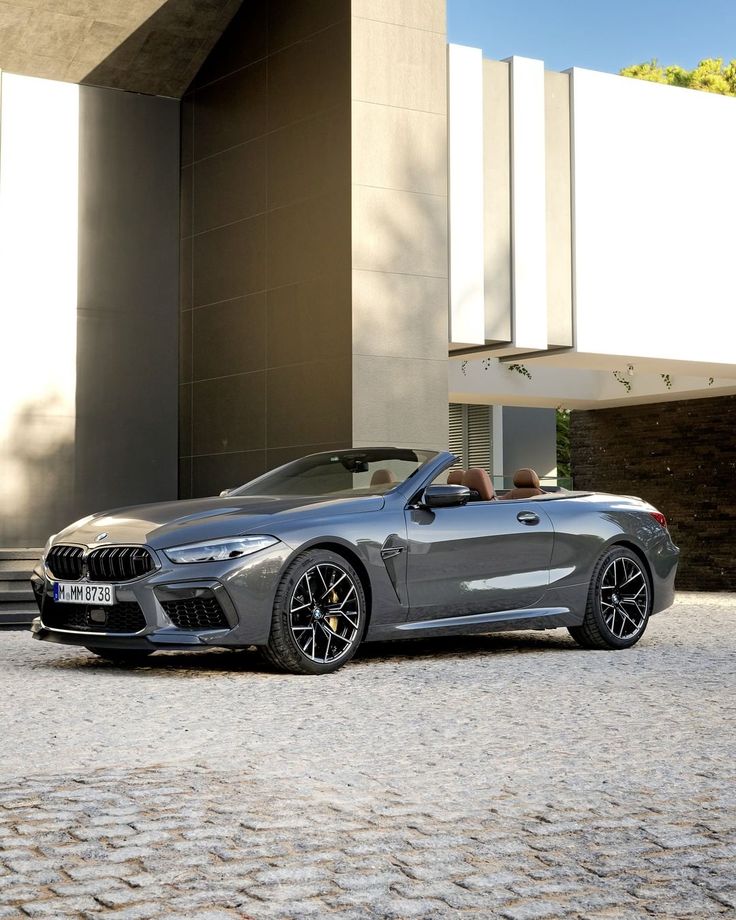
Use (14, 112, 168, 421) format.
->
(0, 593, 734, 919)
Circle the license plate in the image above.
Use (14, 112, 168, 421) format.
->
(52, 582, 115, 605)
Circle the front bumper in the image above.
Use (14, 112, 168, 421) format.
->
(31, 542, 292, 650)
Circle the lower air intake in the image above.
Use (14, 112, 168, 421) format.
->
(161, 595, 229, 630)
(41, 600, 146, 633)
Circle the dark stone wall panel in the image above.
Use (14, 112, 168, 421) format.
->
(192, 373, 267, 456)
(570, 396, 736, 591)
(193, 60, 268, 160)
(266, 359, 352, 449)
(193, 294, 267, 381)
(181, 0, 352, 498)
(192, 215, 267, 307)
(76, 86, 180, 519)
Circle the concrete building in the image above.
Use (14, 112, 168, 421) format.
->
(0, 0, 735, 594)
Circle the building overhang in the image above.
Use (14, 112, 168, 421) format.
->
(0, 0, 243, 97)
(450, 351, 736, 410)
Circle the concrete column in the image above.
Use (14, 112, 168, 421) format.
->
(502, 407, 557, 483)
(351, 1, 449, 451)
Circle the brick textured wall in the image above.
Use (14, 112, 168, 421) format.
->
(570, 396, 736, 591)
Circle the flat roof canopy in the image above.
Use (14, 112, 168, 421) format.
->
(0, 0, 242, 97)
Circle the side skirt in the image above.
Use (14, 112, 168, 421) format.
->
(390, 606, 580, 639)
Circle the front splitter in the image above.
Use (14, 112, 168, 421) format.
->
(31, 619, 230, 651)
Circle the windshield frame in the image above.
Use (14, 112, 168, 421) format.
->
(228, 447, 440, 499)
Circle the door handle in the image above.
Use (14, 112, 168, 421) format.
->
(517, 511, 540, 525)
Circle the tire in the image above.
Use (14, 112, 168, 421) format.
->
(263, 549, 366, 675)
(85, 647, 154, 665)
(568, 546, 652, 650)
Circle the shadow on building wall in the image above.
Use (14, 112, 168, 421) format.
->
(0, 395, 76, 547)
(81, 0, 242, 98)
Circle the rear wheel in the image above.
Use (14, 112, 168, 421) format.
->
(262, 549, 366, 674)
(85, 647, 153, 665)
(568, 546, 652, 650)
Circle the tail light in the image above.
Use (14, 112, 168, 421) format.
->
(649, 511, 668, 529)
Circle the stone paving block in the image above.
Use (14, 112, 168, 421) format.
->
(501, 899, 575, 920)
(0, 889, 38, 906)
(74, 825, 137, 841)
(246, 881, 336, 903)
(83, 904, 165, 919)
(20, 895, 100, 916)
(334, 872, 406, 892)
(252, 866, 330, 885)
(162, 913, 244, 920)
(66, 863, 140, 881)
(439, 886, 516, 910)
(460, 871, 522, 890)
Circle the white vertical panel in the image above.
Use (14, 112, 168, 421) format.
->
(448, 43, 485, 346)
(483, 59, 512, 343)
(0, 74, 79, 430)
(509, 56, 548, 350)
(571, 67, 736, 364)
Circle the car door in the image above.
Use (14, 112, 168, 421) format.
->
(404, 499, 555, 621)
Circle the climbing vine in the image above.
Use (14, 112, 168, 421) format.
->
(507, 363, 532, 380)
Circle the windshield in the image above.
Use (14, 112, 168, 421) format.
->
(231, 448, 438, 498)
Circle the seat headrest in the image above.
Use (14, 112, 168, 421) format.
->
(463, 468, 495, 501)
(513, 468, 541, 489)
(370, 468, 397, 486)
(447, 469, 465, 486)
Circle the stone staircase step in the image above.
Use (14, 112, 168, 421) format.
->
(0, 587, 35, 602)
(0, 569, 36, 580)
(0, 549, 42, 561)
(0, 604, 37, 626)
(0, 550, 43, 626)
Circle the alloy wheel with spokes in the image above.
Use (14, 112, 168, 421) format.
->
(599, 556, 649, 640)
(568, 546, 652, 650)
(289, 562, 362, 664)
(264, 549, 366, 674)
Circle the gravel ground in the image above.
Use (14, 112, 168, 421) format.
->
(0, 592, 734, 918)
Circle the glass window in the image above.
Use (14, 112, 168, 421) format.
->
(231, 448, 438, 498)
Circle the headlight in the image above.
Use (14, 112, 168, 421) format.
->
(163, 535, 279, 564)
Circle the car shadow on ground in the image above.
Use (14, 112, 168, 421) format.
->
(30, 629, 578, 676)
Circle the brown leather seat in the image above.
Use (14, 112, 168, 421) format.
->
(447, 469, 465, 486)
(463, 468, 495, 501)
(506, 468, 544, 500)
(370, 468, 397, 486)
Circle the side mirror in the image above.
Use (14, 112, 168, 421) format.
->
(422, 484, 470, 508)
(219, 488, 233, 497)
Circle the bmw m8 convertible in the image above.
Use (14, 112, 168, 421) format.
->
(31, 447, 679, 673)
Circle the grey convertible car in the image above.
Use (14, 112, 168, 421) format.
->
(31, 447, 679, 674)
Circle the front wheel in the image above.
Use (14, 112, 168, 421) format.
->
(262, 550, 366, 674)
(568, 547, 652, 650)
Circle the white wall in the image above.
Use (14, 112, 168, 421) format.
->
(448, 43, 485, 346)
(0, 72, 180, 545)
(0, 74, 79, 542)
(571, 68, 736, 365)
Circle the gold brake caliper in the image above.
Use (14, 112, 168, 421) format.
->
(328, 588, 339, 631)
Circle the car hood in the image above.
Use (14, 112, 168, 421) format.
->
(54, 494, 385, 550)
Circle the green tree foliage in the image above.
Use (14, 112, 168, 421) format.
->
(620, 58, 736, 96)
(556, 409, 571, 481)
